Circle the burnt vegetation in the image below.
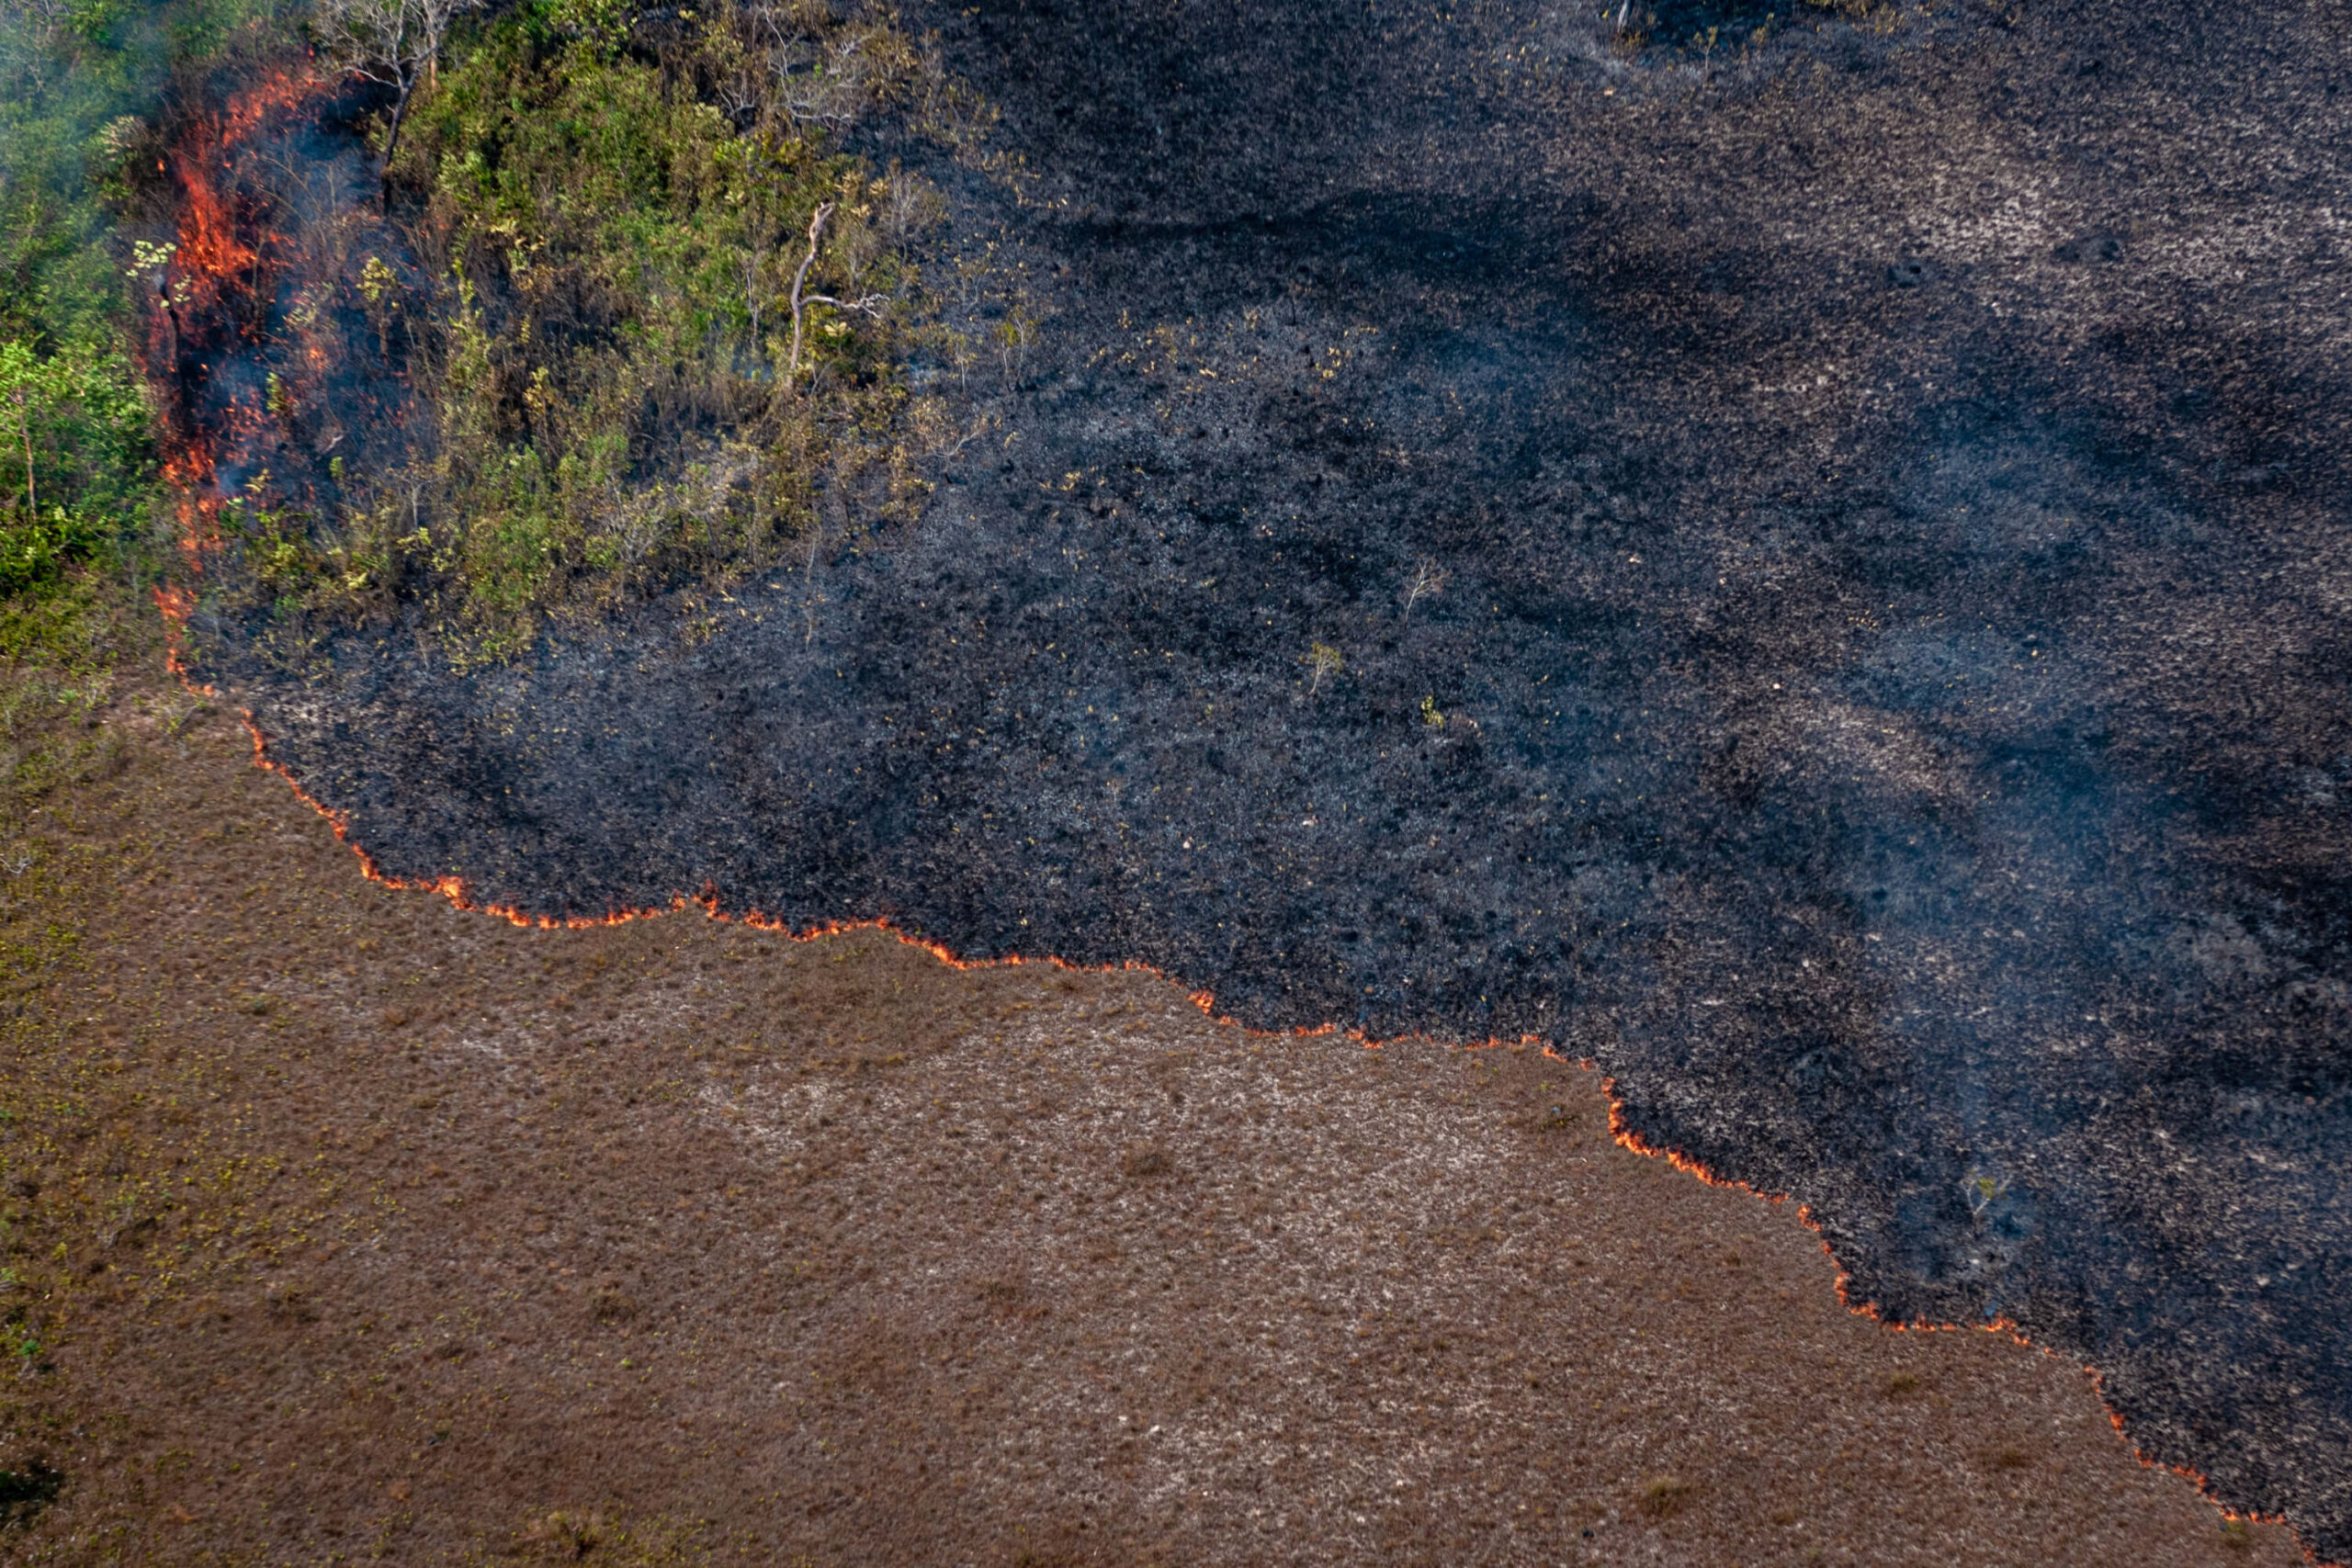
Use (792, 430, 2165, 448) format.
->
(2, 0, 2350, 1560)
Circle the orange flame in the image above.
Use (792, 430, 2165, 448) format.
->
(162, 68, 320, 317)
(142, 64, 337, 573)
(151, 583, 209, 686)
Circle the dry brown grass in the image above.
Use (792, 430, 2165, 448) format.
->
(0, 659, 2307, 1566)
(1637, 1473, 1692, 1518)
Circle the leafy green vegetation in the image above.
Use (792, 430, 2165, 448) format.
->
(0, 340, 153, 594)
(198, 0, 962, 663)
(0, 0, 244, 613)
(0, 0, 165, 915)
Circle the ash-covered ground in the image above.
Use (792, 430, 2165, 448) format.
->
(219, 0, 2352, 1551)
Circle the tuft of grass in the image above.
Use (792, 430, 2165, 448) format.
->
(508, 1506, 720, 1565)
(590, 1285, 639, 1325)
(1637, 1472, 1692, 1518)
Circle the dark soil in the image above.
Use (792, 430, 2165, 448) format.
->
(0, 675, 2301, 1564)
(207, 0, 2352, 1552)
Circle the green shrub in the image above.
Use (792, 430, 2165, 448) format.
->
(0, 339, 154, 591)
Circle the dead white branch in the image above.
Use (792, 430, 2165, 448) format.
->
(1400, 557, 1449, 624)
(777, 28, 885, 130)
(786, 202, 885, 378)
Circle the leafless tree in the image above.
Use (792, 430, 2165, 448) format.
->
(880, 163, 936, 248)
(311, 0, 482, 186)
(1401, 557, 1449, 624)
(1306, 641, 1343, 696)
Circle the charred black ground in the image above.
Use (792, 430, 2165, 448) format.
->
(206, 0, 2352, 1552)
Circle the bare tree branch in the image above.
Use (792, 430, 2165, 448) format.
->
(787, 201, 832, 378)
(786, 201, 885, 379)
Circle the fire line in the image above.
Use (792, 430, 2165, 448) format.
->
(199, 676, 2324, 1564)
